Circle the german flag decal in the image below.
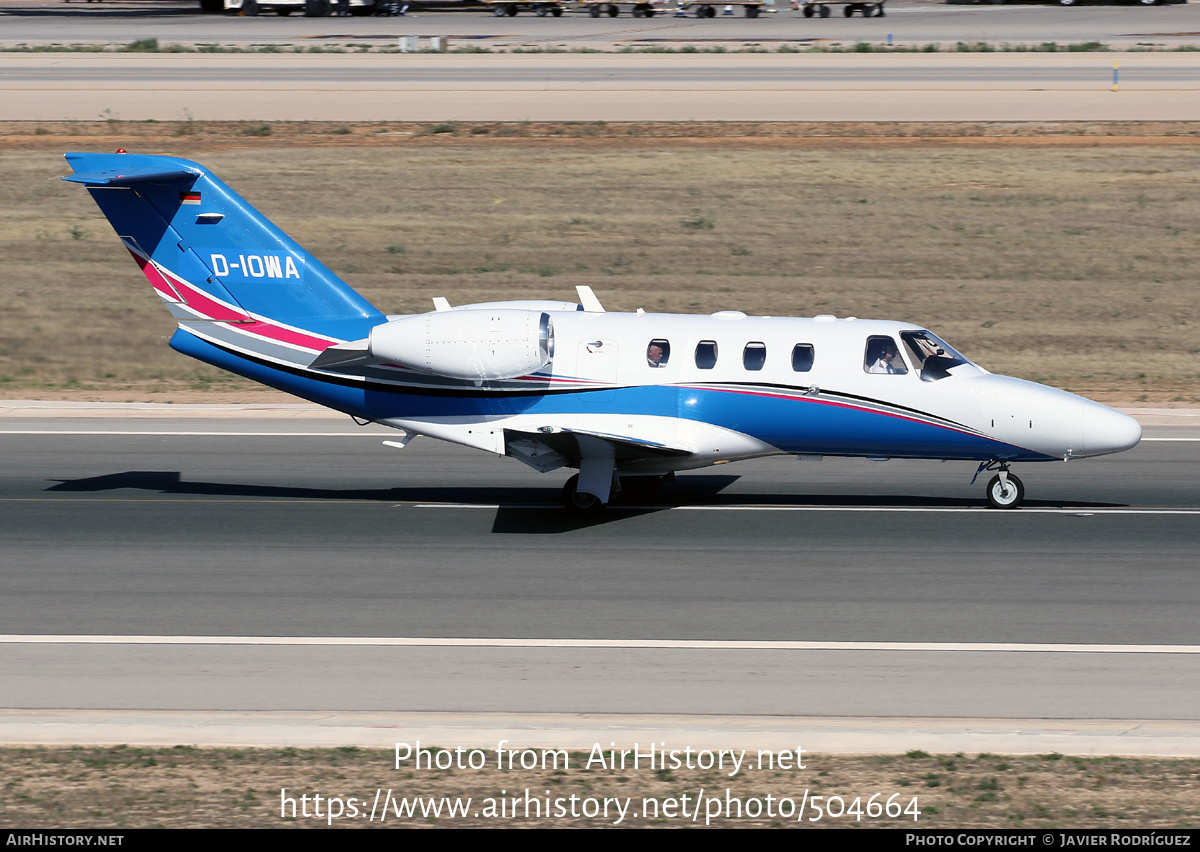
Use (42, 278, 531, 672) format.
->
(180, 191, 202, 205)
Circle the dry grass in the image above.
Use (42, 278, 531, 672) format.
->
(1, 122, 1198, 404)
(2, 746, 1198, 828)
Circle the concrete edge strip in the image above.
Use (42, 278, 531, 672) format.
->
(2, 711, 1200, 754)
(3, 635, 1200, 653)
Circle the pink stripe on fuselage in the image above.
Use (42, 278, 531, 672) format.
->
(128, 250, 339, 352)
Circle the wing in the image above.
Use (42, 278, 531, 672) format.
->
(504, 426, 692, 473)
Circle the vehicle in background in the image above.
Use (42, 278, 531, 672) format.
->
(211, 0, 400, 13)
(795, 0, 884, 17)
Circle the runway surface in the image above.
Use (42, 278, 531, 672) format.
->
(1, 403, 1197, 750)
(3, 2, 1200, 121)
(3, 1, 1199, 51)
(5, 52, 1199, 121)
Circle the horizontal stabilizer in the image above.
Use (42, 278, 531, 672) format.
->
(308, 337, 372, 369)
(62, 166, 199, 186)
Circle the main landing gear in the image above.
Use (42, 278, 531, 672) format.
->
(974, 460, 1024, 509)
(562, 473, 601, 511)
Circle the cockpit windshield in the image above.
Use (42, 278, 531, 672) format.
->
(899, 331, 980, 382)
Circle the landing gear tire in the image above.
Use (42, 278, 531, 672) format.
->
(563, 474, 604, 512)
(986, 472, 1024, 510)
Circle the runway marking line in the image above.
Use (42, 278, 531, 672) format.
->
(3, 635, 1200, 654)
(0, 431, 390, 437)
(1, 499, 1197, 513)
(416, 503, 1200, 514)
(2, 432, 1195, 440)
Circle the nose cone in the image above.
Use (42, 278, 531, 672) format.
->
(1081, 402, 1142, 457)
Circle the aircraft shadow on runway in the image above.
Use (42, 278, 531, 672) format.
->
(45, 470, 1129, 533)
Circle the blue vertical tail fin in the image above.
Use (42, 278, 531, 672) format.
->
(64, 152, 385, 345)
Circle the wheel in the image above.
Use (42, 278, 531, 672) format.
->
(277, 4, 294, 12)
(843, 4, 853, 14)
(304, 0, 331, 14)
(562, 474, 603, 512)
(986, 473, 1024, 510)
(606, 3, 619, 15)
(242, 0, 259, 14)
(644, 6, 654, 14)
(818, 3, 830, 16)
(506, 3, 518, 13)
(551, 4, 562, 12)
(199, 0, 223, 11)
(589, 3, 601, 14)
(706, 3, 717, 14)
(494, 3, 507, 12)
(745, 4, 758, 15)
(631, 4, 643, 14)
(802, 3, 813, 13)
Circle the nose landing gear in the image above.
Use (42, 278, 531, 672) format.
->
(974, 460, 1025, 509)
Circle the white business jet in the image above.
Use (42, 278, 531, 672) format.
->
(64, 152, 1142, 510)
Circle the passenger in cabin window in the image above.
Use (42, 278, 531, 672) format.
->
(866, 338, 906, 374)
(647, 340, 670, 368)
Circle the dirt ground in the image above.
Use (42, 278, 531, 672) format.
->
(3, 119, 1199, 406)
(2, 746, 1199, 828)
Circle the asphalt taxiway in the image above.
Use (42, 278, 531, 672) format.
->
(1, 403, 1197, 751)
(3, 2, 1200, 121)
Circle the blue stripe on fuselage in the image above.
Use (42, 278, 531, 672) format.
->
(173, 330, 1049, 462)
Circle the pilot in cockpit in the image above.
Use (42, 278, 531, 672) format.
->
(866, 338, 906, 374)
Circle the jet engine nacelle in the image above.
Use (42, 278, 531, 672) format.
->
(369, 309, 554, 381)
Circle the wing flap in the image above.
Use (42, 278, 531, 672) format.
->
(504, 426, 692, 472)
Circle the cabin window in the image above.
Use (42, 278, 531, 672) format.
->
(742, 342, 766, 371)
(695, 340, 718, 370)
(900, 330, 974, 382)
(647, 339, 670, 368)
(864, 336, 907, 375)
(791, 344, 815, 373)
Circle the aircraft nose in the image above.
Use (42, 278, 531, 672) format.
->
(1081, 402, 1142, 456)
